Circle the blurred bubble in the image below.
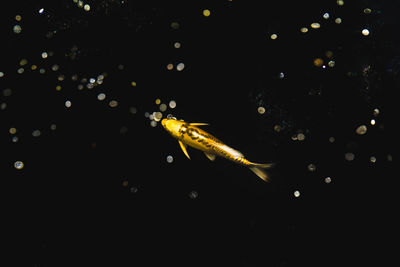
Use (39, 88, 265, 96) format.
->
(159, 103, 167, 112)
(14, 161, 24, 170)
(297, 133, 305, 141)
(387, 154, 393, 162)
(279, 72, 285, 79)
(84, 4, 90, 11)
(328, 60, 335, 67)
(325, 51, 334, 58)
(167, 63, 173, 70)
(308, 164, 316, 172)
(335, 18, 342, 24)
(13, 25, 22, 34)
(370, 119, 376, 125)
(19, 59, 28, 66)
(345, 152, 355, 161)
(294, 190, 300, 198)
(373, 108, 380, 117)
(65, 100, 72, 108)
(364, 8, 372, 14)
(120, 126, 128, 135)
(323, 13, 330, 19)
(169, 100, 176, 109)
(300, 27, 308, 33)
(170, 22, 180, 30)
(150, 121, 157, 127)
(130, 187, 138, 193)
(56, 85, 62, 91)
(9, 127, 17, 134)
(41, 52, 48, 58)
(97, 93, 106, 101)
(39, 8, 44, 14)
(166, 155, 174, 163)
(324, 177, 332, 184)
(257, 106, 265, 114)
(355, 125, 367, 135)
(270, 33, 278, 40)
(15, 15, 22, 21)
(176, 63, 185, 71)
(1, 102, 7, 110)
(203, 9, 211, 17)
(0, 72, 4, 77)
(39, 68, 46, 74)
(17, 68, 24, 74)
(109, 100, 118, 108)
(51, 64, 59, 71)
(131, 81, 137, 87)
(174, 42, 181, 48)
(31, 65, 37, 70)
(155, 98, 161, 105)
(50, 124, 57, 130)
(189, 191, 199, 199)
(3, 88, 12, 97)
(32, 130, 41, 137)
(129, 107, 137, 114)
(329, 136, 335, 143)
(362, 29, 370, 36)
(370, 156, 376, 163)
(12, 136, 19, 143)
(314, 58, 324, 67)
(154, 112, 163, 121)
(274, 125, 281, 132)
(311, 23, 320, 29)
(337, 0, 344, 6)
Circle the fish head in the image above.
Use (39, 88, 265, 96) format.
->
(161, 118, 186, 138)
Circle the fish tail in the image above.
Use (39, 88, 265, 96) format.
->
(249, 162, 275, 182)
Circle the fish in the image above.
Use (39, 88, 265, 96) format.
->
(161, 117, 275, 182)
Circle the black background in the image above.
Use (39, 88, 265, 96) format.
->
(1, 1, 397, 266)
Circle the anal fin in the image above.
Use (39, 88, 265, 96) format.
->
(204, 152, 216, 161)
(178, 140, 190, 159)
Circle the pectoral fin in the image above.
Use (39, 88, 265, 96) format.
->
(178, 140, 190, 159)
(189, 123, 209, 126)
(204, 152, 216, 161)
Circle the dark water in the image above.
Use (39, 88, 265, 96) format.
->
(1, 1, 396, 266)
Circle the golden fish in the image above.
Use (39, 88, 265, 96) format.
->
(161, 117, 275, 182)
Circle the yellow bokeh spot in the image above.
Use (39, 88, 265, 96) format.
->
(56, 85, 62, 91)
(155, 98, 161, 105)
(19, 59, 28, 66)
(203, 9, 211, 17)
(31, 65, 37, 70)
(313, 58, 324, 67)
(9, 127, 17, 134)
(131, 81, 137, 87)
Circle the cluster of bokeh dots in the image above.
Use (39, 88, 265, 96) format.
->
(2, 1, 393, 201)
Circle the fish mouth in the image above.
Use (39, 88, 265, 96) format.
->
(161, 119, 167, 128)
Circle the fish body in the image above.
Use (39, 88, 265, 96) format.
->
(161, 118, 274, 182)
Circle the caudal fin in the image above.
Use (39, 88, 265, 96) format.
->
(249, 163, 275, 182)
